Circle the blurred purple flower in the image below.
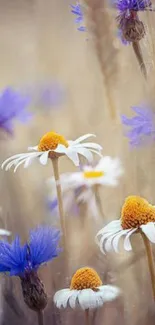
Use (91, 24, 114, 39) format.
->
(121, 106, 155, 147)
(115, 0, 152, 13)
(0, 87, 31, 134)
(71, 2, 86, 32)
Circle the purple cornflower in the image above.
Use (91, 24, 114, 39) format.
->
(0, 226, 61, 311)
(121, 105, 155, 147)
(0, 87, 31, 134)
(116, 0, 152, 13)
(71, 2, 86, 32)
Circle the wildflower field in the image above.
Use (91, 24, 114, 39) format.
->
(0, 0, 155, 325)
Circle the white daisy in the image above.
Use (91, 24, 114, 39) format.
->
(0, 229, 11, 236)
(51, 156, 123, 188)
(47, 157, 123, 218)
(1, 132, 102, 172)
(96, 196, 155, 254)
(53, 267, 120, 310)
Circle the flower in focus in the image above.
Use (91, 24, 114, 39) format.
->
(96, 196, 155, 254)
(71, 2, 86, 31)
(121, 105, 155, 147)
(1, 132, 102, 171)
(54, 267, 120, 310)
(0, 226, 61, 310)
(0, 87, 31, 134)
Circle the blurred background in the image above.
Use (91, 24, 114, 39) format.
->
(0, 0, 155, 324)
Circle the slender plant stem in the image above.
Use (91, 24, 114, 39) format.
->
(94, 185, 105, 219)
(141, 231, 155, 300)
(132, 42, 147, 79)
(37, 311, 44, 325)
(52, 157, 66, 249)
(85, 309, 90, 325)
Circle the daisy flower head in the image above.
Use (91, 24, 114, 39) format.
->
(54, 267, 120, 310)
(49, 156, 124, 189)
(121, 105, 155, 147)
(96, 195, 155, 254)
(71, 2, 86, 32)
(0, 225, 61, 311)
(1, 132, 102, 172)
(0, 87, 31, 135)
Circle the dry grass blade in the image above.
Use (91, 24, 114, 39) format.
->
(82, 0, 119, 119)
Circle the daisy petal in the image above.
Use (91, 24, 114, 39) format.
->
(78, 289, 96, 309)
(112, 229, 129, 253)
(0, 229, 11, 236)
(76, 147, 93, 162)
(39, 151, 49, 165)
(99, 285, 121, 301)
(65, 150, 79, 166)
(75, 142, 102, 150)
(141, 222, 155, 243)
(54, 289, 74, 308)
(124, 228, 137, 251)
(68, 291, 79, 309)
(72, 134, 96, 144)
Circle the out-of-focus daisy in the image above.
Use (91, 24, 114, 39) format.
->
(121, 105, 155, 147)
(0, 226, 61, 311)
(71, 2, 86, 31)
(54, 267, 120, 311)
(96, 196, 155, 254)
(1, 132, 102, 171)
(49, 156, 123, 188)
(48, 157, 123, 217)
(0, 87, 31, 135)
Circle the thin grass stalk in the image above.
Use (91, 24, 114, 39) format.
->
(132, 41, 147, 79)
(83, 0, 118, 119)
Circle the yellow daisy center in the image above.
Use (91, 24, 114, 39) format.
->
(121, 196, 155, 230)
(38, 131, 68, 152)
(83, 171, 104, 178)
(70, 267, 102, 290)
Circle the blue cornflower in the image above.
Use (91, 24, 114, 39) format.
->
(0, 226, 61, 311)
(71, 2, 86, 32)
(0, 87, 31, 134)
(121, 105, 155, 147)
(115, 0, 152, 14)
(0, 225, 61, 277)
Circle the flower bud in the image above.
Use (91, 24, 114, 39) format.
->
(20, 271, 47, 311)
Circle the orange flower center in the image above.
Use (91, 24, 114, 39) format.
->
(121, 196, 155, 229)
(70, 267, 102, 290)
(38, 131, 68, 152)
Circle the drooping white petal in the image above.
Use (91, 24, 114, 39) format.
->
(75, 147, 93, 163)
(141, 222, 155, 243)
(72, 134, 96, 144)
(24, 156, 34, 168)
(74, 142, 102, 151)
(112, 229, 130, 253)
(99, 285, 121, 302)
(14, 158, 30, 172)
(39, 151, 49, 165)
(77, 289, 97, 310)
(104, 233, 121, 252)
(124, 228, 137, 251)
(68, 291, 80, 309)
(54, 289, 76, 309)
(65, 150, 80, 166)
(1, 153, 30, 170)
(98, 231, 118, 254)
(96, 220, 122, 237)
(0, 229, 11, 236)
